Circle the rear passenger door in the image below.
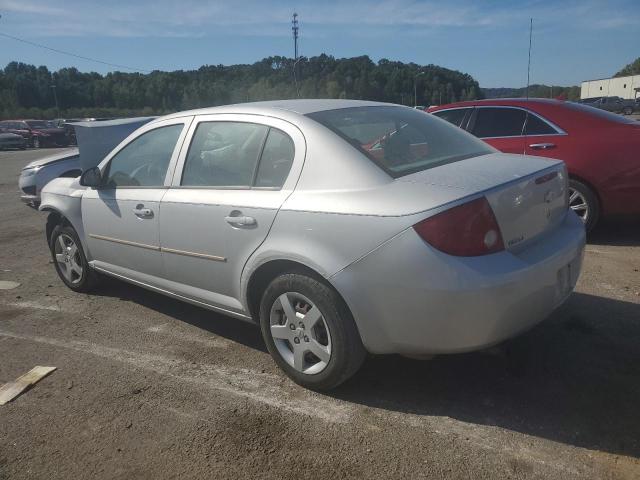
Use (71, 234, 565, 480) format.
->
(468, 107, 527, 154)
(159, 115, 305, 313)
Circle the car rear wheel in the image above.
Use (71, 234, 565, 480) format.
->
(623, 106, 633, 115)
(50, 224, 100, 292)
(259, 272, 366, 391)
(32, 137, 40, 149)
(568, 179, 599, 232)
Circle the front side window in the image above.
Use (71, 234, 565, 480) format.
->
(431, 108, 470, 127)
(471, 108, 527, 138)
(104, 124, 183, 188)
(182, 122, 269, 187)
(307, 106, 492, 178)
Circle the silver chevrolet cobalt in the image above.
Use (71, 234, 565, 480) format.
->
(40, 100, 585, 390)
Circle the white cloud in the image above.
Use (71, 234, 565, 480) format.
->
(0, 0, 638, 38)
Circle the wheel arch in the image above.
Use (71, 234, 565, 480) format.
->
(40, 205, 90, 258)
(244, 259, 325, 320)
(244, 259, 358, 334)
(568, 172, 603, 213)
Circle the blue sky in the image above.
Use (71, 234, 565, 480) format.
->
(0, 0, 638, 87)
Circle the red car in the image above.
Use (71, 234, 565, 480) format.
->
(0, 119, 70, 149)
(427, 99, 640, 230)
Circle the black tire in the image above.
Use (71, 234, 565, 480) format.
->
(623, 106, 633, 115)
(49, 224, 100, 292)
(259, 272, 366, 391)
(32, 137, 40, 149)
(568, 179, 600, 232)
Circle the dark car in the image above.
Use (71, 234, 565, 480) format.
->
(0, 132, 27, 150)
(582, 96, 636, 115)
(0, 120, 70, 148)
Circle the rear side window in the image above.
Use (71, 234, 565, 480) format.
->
(524, 114, 558, 135)
(182, 122, 268, 187)
(431, 108, 470, 127)
(104, 124, 183, 188)
(307, 106, 492, 179)
(471, 108, 527, 138)
(254, 128, 295, 188)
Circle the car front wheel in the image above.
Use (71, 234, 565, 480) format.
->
(568, 179, 599, 232)
(50, 224, 100, 292)
(259, 272, 366, 391)
(32, 137, 40, 149)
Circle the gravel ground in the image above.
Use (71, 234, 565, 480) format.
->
(1, 149, 639, 479)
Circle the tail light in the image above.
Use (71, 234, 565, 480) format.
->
(413, 197, 504, 256)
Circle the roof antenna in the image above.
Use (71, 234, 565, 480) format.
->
(526, 18, 533, 99)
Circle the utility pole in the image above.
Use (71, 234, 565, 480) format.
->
(414, 71, 425, 107)
(292, 12, 300, 97)
(50, 85, 59, 117)
(292, 12, 299, 61)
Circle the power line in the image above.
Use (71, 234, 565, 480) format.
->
(0, 31, 153, 73)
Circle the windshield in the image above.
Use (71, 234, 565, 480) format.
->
(307, 106, 493, 178)
(25, 120, 49, 128)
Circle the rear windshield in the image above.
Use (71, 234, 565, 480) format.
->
(307, 106, 493, 178)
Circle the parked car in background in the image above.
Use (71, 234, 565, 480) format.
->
(0, 131, 27, 150)
(19, 117, 154, 206)
(428, 99, 640, 230)
(40, 100, 584, 390)
(0, 119, 70, 148)
(582, 96, 636, 115)
(19, 148, 80, 206)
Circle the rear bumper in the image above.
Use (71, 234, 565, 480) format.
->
(331, 211, 586, 355)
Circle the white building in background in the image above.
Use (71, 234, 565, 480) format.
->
(581, 74, 640, 100)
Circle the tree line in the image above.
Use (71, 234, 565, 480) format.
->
(482, 84, 581, 101)
(0, 55, 484, 119)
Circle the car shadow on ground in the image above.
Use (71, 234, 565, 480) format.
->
(95, 276, 640, 459)
(332, 292, 640, 459)
(93, 278, 267, 353)
(588, 218, 640, 247)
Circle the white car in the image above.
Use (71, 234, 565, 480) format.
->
(19, 148, 81, 206)
(19, 118, 154, 207)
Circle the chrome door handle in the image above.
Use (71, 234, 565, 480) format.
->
(225, 215, 256, 226)
(133, 206, 154, 218)
(529, 142, 556, 150)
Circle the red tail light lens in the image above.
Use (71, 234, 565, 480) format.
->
(413, 197, 505, 256)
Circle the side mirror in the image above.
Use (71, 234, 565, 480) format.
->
(79, 166, 103, 188)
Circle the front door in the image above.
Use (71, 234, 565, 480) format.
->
(159, 115, 304, 313)
(82, 119, 190, 281)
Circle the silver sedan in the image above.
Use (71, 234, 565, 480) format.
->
(39, 100, 585, 390)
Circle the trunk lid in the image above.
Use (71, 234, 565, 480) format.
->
(484, 164, 568, 250)
(395, 152, 569, 249)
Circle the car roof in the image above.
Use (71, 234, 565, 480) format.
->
(430, 98, 567, 110)
(158, 99, 395, 122)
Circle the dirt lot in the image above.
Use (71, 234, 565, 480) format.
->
(1, 149, 639, 479)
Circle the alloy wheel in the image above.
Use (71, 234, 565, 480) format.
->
(54, 234, 83, 284)
(568, 187, 589, 224)
(269, 292, 332, 375)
